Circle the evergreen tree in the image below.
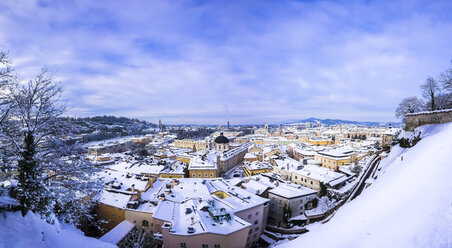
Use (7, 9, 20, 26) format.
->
(17, 132, 41, 215)
(319, 182, 328, 197)
(282, 202, 292, 224)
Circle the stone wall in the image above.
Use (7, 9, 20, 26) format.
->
(405, 109, 452, 131)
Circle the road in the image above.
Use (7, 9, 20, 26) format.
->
(321, 154, 382, 224)
(348, 154, 381, 202)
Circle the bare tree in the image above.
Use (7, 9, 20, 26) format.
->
(435, 93, 452, 110)
(5, 68, 66, 215)
(438, 63, 452, 109)
(439, 62, 452, 92)
(121, 228, 154, 248)
(0, 52, 15, 171)
(395, 96, 424, 121)
(1, 66, 101, 223)
(0, 51, 13, 126)
(420, 77, 440, 111)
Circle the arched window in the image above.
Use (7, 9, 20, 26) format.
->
(142, 220, 149, 227)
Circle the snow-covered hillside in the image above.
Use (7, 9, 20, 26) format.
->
(0, 212, 115, 248)
(277, 123, 452, 248)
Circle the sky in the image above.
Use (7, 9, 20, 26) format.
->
(0, 0, 451, 125)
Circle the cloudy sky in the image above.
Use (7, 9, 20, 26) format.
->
(0, 0, 451, 124)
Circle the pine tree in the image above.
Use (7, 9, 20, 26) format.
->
(17, 131, 47, 216)
(319, 182, 328, 197)
(282, 202, 292, 224)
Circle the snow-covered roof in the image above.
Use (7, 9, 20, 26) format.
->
(148, 178, 270, 236)
(99, 220, 135, 244)
(244, 161, 272, 171)
(242, 180, 272, 195)
(316, 146, 355, 159)
(108, 161, 164, 175)
(268, 184, 316, 199)
(188, 156, 217, 170)
(99, 191, 132, 209)
(274, 157, 346, 184)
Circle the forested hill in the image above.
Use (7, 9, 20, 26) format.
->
(61, 115, 158, 142)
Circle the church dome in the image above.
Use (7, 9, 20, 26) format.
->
(214, 132, 229, 144)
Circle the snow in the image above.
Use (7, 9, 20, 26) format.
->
(269, 184, 316, 199)
(242, 179, 271, 195)
(405, 108, 452, 116)
(261, 234, 277, 245)
(277, 123, 452, 248)
(274, 157, 346, 184)
(0, 212, 115, 248)
(289, 214, 307, 221)
(99, 191, 132, 208)
(99, 220, 134, 244)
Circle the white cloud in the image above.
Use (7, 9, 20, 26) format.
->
(0, 0, 451, 124)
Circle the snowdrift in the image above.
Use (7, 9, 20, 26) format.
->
(277, 123, 452, 248)
(0, 211, 115, 248)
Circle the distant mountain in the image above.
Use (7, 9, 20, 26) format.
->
(279, 117, 401, 127)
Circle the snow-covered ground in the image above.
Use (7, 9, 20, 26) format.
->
(0, 212, 115, 248)
(276, 123, 452, 248)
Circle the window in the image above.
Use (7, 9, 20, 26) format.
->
(255, 212, 258, 216)
(248, 214, 251, 219)
(249, 229, 253, 234)
(255, 227, 259, 231)
(214, 245, 221, 248)
(192, 173, 196, 177)
(133, 220, 136, 223)
(142, 220, 149, 227)
(254, 220, 258, 225)
(198, 173, 201, 177)
(202, 245, 209, 248)
(205, 173, 208, 177)
(180, 243, 187, 248)
(210, 173, 214, 177)
(311, 181, 313, 185)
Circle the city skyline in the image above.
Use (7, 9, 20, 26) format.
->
(1, 0, 452, 124)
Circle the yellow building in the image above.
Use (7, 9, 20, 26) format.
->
(97, 191, 130, 234)
(314, 147, 356, 171)
(244, 161, 272, 177)
(188, 156, 218, 178)
(306, 138, 334, 146)
(175, 154, 191, 164)
(173, 139, 210, 151)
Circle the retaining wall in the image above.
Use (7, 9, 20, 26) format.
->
(405, 109, 452, 131)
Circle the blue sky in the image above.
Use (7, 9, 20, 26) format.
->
(0, 0, 451, 124)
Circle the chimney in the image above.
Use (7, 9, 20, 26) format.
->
(191, 216, 195, 225)
(275, 181, 279, 187)
(131, 184, 135, 193)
